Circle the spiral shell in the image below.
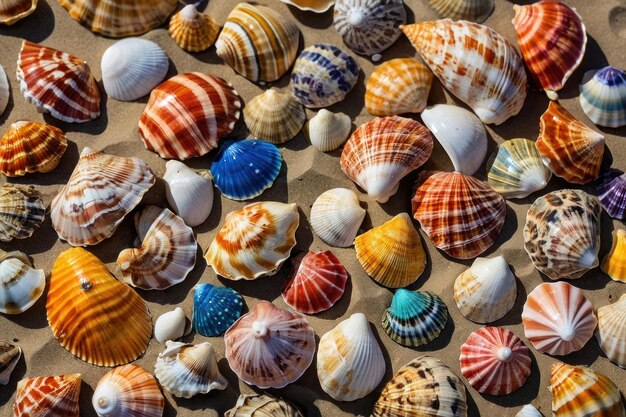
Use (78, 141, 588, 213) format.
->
(0, 0, 37, 24)
(225, 394, 304, 417)
(13, 374, 81, 417)
(596, 294, 626, 368)
(580, 66, 626, 128)
(427, 0, 494, 23)
(305, 109, 352, 152)
(0, 183, 45, 242)
(602, 229, 626, 283)
(0, 341, 21, 385)
(169, 4, 219, 52)
(310, 188, 365, 247)
(163, 160, 214, 227)
(243, 89, 306, 144)
(0, 250, 45, 315)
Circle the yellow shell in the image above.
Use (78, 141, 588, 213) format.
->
(169, 4, 220, 52)
(601, 229, 626, 283)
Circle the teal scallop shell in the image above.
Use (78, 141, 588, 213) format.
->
(192, 283, 244, 337)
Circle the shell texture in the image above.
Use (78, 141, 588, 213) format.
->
(169, 4, 219, 52)
(310, 188, 365, 247)
(0, 65, 8, 117)
(225, 394, 304, 417)
(192, 283, 243, 337)
(243, 89, 305, 144)
(597, 168, 626, 220)
(580, 66, 626, 128)
(154, 307, 188, 343)
(163, 160, 213, 227)
(13, 374, 81, 417)
(602, 229, 626, 283)
(305, 109, 352, 152)
(0, 251, 45, 315)
(281, 0, 334, 12)
(0, 183, 44, 241)
(596, 294, 626, 368)
(516, 405, 542, 417)
(0, 0, 37, 24)
(0, 341, 21, 385)
(427, 0, 494, 22)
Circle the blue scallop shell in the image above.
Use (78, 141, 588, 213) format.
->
(210, 139, 282, 201)
(192, 283, 244, 337)
(579, 66, 626, 128)
(597, 168, 626, 220)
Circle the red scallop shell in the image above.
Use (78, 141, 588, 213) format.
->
(13, 374, 81, 417)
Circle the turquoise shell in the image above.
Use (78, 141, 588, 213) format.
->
(579, 66, 626, 128)
(192, 283, 244, 337)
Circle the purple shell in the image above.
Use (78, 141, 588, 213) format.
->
(596, 168, 626, 219)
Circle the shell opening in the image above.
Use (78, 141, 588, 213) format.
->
(496, 346, 512, 362)
(252, 320, 267, 337)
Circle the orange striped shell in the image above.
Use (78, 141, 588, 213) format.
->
(169, 4, 220, 52)
(13, 373, 81, 417)
(0, 0, 37, 24)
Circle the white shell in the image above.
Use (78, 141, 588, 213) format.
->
(310, 188, 366, 247)
(421, 104, 488, 175)
(0, 251, 45, 315)
(0, 64, 8, 117)
(305, 109, 352, 152)
(596, 294, 626, 368)
(101, 38, 169, 102)
(154, 307, 190, 343)
(163, 160, 214, 227)
(516, 404, 542, 417)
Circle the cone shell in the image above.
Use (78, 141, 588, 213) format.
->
(163, 160, 213, 227)
(13, 374, 81, 417)
(192, 283, 244, 337)
(47, 247, 152, 366)
(372, 356, 468, 417)
(412, 171, 506, 259)
(0, 250, 45, 315)
(340, 116, 433, 203)
(169, 4, 219, 52)
(17, 41, 100, 123)
(0, 341, 21, 385)
(244, 89, 305, 144)
(516, 405, 542, 417)
(305, 109, 351, 152)
(224, 301, 315, 389)
(282, 250, 348, 314)
(523, 189, 601, 279)
(459, 327, 531, 396)
(354, 212, 426, 288)
(0, 0, 36, 24)
(204, 202, 299, 280)
(310, 188, 366, 247)
(225, 394, 304, 417)
(50, 147, 155, 247)
(596, 294, 626, 368)
(154, 307, 188, 343)
(216, 3, 300, 83)
(280, 0, 334, 13)
(0, 65, 8, 117)
(602, 230, 626, 283)
(597, 168, 626, 220)
(0, 183, 44, 241)
(428, 0, 494, 23)
(522, 282, 596, 356)
(580, 66, 626, 128)
(92, 364, 164, 417)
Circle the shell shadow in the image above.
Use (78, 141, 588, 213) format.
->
(556, 335, 603, 367)
(287, 5, 334, 29)
(0, 350, 26, 406)
(0, 83, 15, 126)
(411, 311, 456, 352)
(7, 140, 80, 186)
(327, 68, 366, 119)
(0, 0, 55, 42)
(466, 390, 482, 417)
(5, 214, 59, 256)
(248, 160, 289, 203)
(556, 35, 610, 100)
(218, 261, 290, 302)
(480, 350, 541, 408)
(78, 379, 97, 417)
(488, 91, 549, 141)
(491, 275, 527, 326)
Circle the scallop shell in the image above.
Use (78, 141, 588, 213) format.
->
(155, 341, 227, 398)
(17, 40, 100, 123)
(523, 189, 601, 280)
(382, 289, 448, 347)
(92, 364, 164, 417)
(216, 3, 300, 83)
(340, 116, 433, 203)
(163, 160, 214, 227)
(597, 168, 626, 220)
(50, 147, 155, 247)
(290, 43, 360, 108)
(0, 65, 9, 117)
(204, 202, 299, 280)
(47, 247, 152, 366)
(580, 66, 626, 128)
(169, 4, 219, 52)
(372, 356, 468, 417)
(310, 188, 366, 247)
(412, 171, 506, 259)
(0, 341, 21, 385)
(354, 212, 426, 288)
(602, 229, 626, 283)
(13, 374, 81, 417)
(0, 250, 45, 315)
(154, 307, 189, 343)
(0, 183, 45, 241)
(317, 313, 385, 401)
(516, 405, 543, 417)
(521, 281, 597, 356)
(225, 394, 304, 417)
(117, 206, 197, 290)
(596, 294, 626, 368)
(192, 283, 244, 337)
(0, 0, 37, 24)
(427, 0, 494, 22)
(244, 89, 306, 144)
(305, 109, 352, 152)
(101, 38, 169, 102)
(536, 101, 605, 184)
(282, 250, 348, 314)
(280, 0, 334, 13)
(224, 301, 315, 389)
(459, 327, 531, 396)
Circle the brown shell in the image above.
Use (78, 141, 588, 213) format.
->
(169, 4, 220, 52)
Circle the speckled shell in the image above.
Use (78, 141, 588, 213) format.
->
(138, 73, 242, 160)
(401, 19, 527, 125)
(13, 374, 81, 417)
(243, 89, 306, 144)
(169, 4, 219, 52)
(310, 188, 365, 247)
(516, 405, 542, 417)
(154, 307, 188, 343)
(597, 168, 626, 220)
(0, 65, 8, 117)
(0, 250, 45, 315)
(225, 394, 304, 417)
(602, 230, 626, 283)
(412, 171, 506, 259)
(0, 0, 36, 24)
(17, 41, 100, 123)
(0, 183, 44, 241)
(305, 109, 352, 152)
(428, 0, 494, 22)
(596, 294, 626, 368)
(163, 160, 214, 227)
(523, 189, 601, 280)
(580, 66, 626, 128)
(192, 283, 243, 337)
(0, 341, 21, 385)
(47, 247, 152, 366)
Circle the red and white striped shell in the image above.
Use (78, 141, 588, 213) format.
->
(13, 374, 81, 417)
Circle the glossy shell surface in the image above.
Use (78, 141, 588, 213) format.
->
(13, 374, 81, 417)
(169, 4, 219, 52)
(597, 168, 626, 220)
(580, 66, 626, 128)
(596, 294, 626, 368)
(602, 229, 626, 283)
(244, 89, 305, 144)
(163, 160, 214, 227)
(0, 250, 45, 315)
(192, 283, 244, 337)
(310, 187, 365, 247)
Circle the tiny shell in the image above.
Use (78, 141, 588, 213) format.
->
(13, 373, 81, 417)
(0, 250, 45, 315)
(154, 307, 189, 343)
(310, 188, 366, 247)
(597, 168, 626, 220)
(0, 183, 45, 242)
(596, 294, 626, 368)
(516, 405, 543, 417)
(192, 283, 243, 337)
(602, 229, 626, 283)
(305, 109, 352, 152)
(0, 65, 8, 117)
(0, 0, 37, 24)
(243, 89, 306, 144)
(163, 160, 214, 227)
(580, 66, 626, 128)
(225, 393, 304, 417)
(169, 4, 219, 52)
(0, 341, 21, 385)
(428, 0, 494, 23)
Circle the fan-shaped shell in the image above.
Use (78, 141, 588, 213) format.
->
(0, 65, 8, 117)
(192, 283, 243, 337)
(47, 247, 152, 366)
(523, 189, 600, 280)
(50, 147, 155, 247)
(224, 301, 315, 389)
(521, 282, 596, 356)
(459, 327, 531, 396)
(244, 90, 305, 144)
(0, 183, 44, 241)
(596, 294, 626, 368)
(580, 66, 626, 128)
(17, 41, 100, 123)
(0, 250, 45, 315)
(0, 341, 21, 385)
(427, 0, 494, 22)
(154, 307, 189, 343)
(163, 160, 213, 227)
(310, 188, 365, 247)
(412, 171, 506, 259)
(516, 405, 542, 417)
(169, 4, 219, 52)
(204, 202, 299, 280)
(225, 394, 304, 417)
(340, 116, 433, 203)
(602, 229, 626, 283)
(305, 109, 352, 152)
(597, 168, 626, 220)
(0, 0, 36, 24)
(13, 374, 81, 417)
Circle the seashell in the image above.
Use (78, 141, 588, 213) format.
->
(453, 256, 516, 324)
(0, 0, 37, 24)
(459, 327, 531, 396)
(523, 189, 601, 280)
(0, 183, 44, 241)
(382, 289, 448, 347)
(516, 405, 543, 417)
(421, 104, 487, 175)
(280, 0, 335, 13)
(333, 0, 406, 58)
(550, 362, 625, 417)
(290, 43, 360, 108)
(216, 3, 300, 83)
(282, 250, 348, 314)
(365, 58, 433, 116)
(154, 307, 190, 343)
(155, 341, 227, 398)
(340, 116, 433, 203)
(47, 247, 152, 366)
(412, 171, 506, 259)
(0, 250, 45, 315)
(372, 356, 467, 417)
(192, 283, 243, 337)
(163, 160, 213, 227)
(0, 65, 8, 117)
(204, 202, 299, 280)
(513, 1, 586, 100)
(13, 374, 81, 417)
(50, 147, 155, 247)
(521, 282, 597, 356)
(401, 19, 527, 125)
(305, 109, 351, 152)
(597, 168, 626, 220)
(427, 0, 494, 23)
(225, 394, 304, 417)
(580, 66, 626, 128)
(354, 212, 426, 288)
(602, 229, 626, 283)
(596, 294, 626, 368)
(317, 313, 385, 401)
(17, 41, 100, 123)
(225, 301, 315, 389)
(92, 364, 164, 417)
(57, 0, 177, 37)
(0, 121, 68, 177)
(487, 138, 552, 199)
(243, 89, 306, 144)
(117, 206, 197, 290)
(101, 38, 169, 102)
(169, 4, 219, 52)
(0, 342, 21, 385)
(138, 73, 241, 160)
(536, 101, 605, 184)
(310, 188, 365, 247)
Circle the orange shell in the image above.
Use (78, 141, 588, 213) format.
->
(169, 4, 220, 52)
(13, 373, 81, 417)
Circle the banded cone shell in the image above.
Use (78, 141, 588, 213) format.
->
(163, 160, 213, 227)
(154, 307, 189, 343)
(305, 109, 352, 152)
(597, 168, 626, 220)
(580, 66, 626, 128)
(280, 0, 334, 13)
(516, 405, 542, 417)
(0, 0, 37, 24)
(596, 294, 626, 368)
(47, 247, 152, 366)
(14, 374, 81, 417)
(0, 250, 45, 315)
(0, 183, 44, 241)
(0, 341, 21, 385)
(0, 65, 8, 117)
(169, 4, 219, 52)
(602, 229, 626, 282)
(243, 89, 305, 144)
(428, 0, 494, 23)
(192, 283, 244, 337)
(310, 188, 366, 247)
(225, 394, 304, 417)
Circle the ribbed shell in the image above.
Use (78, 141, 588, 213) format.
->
(0, 251, 45, 315)
(602, 229, 626, 283)
(305, 109, 352, 152)
(13, 374, 81, 417)
(243, 89, 306, 144)
(0, 0, 37, 24)
(310, 188, 366, 247)
(225, 394, 304, 417)
(46, 247, 152, 366)
(169, 4, 219, 52)
(0, 65, 8, 117)
(0, 183, 44, 241)
(597, 168, 626, 220)
(192, 283, 244, 337)
(580, 66, 626, 128)
(596, 294, 626, 368)
(427, 0, 494, 23)
(163, 160, 214, 227)
(0, 341, 21, 385)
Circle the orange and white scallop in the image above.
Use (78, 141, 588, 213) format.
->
(0, 0, 37, 24)
(169, 4, 220, 52)
(596, 294, 626, 368)
(13, 374, 81, 417)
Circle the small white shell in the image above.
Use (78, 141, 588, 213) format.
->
(516, 404, 542, 417)
(305, 109, 352, 152)
(163, 160, 214, 227)
(310, 188, 366, 247)
(154, 307, 190, 343)
(0, 64, 8, 117)
(0, 251, 45, 315)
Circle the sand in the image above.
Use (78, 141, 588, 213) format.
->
(1, 0, 626, 415)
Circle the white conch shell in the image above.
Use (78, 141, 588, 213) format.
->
(596, 294, 626, 368)
(310, 188, 366, 247)
(0, 250, 45, 315)
(0, 65, 8, 117)
(305, 109, 351, 152)
(154, 307, 190, 343)
(516, 404, 542, 417)
(163, 160, 214, 227)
